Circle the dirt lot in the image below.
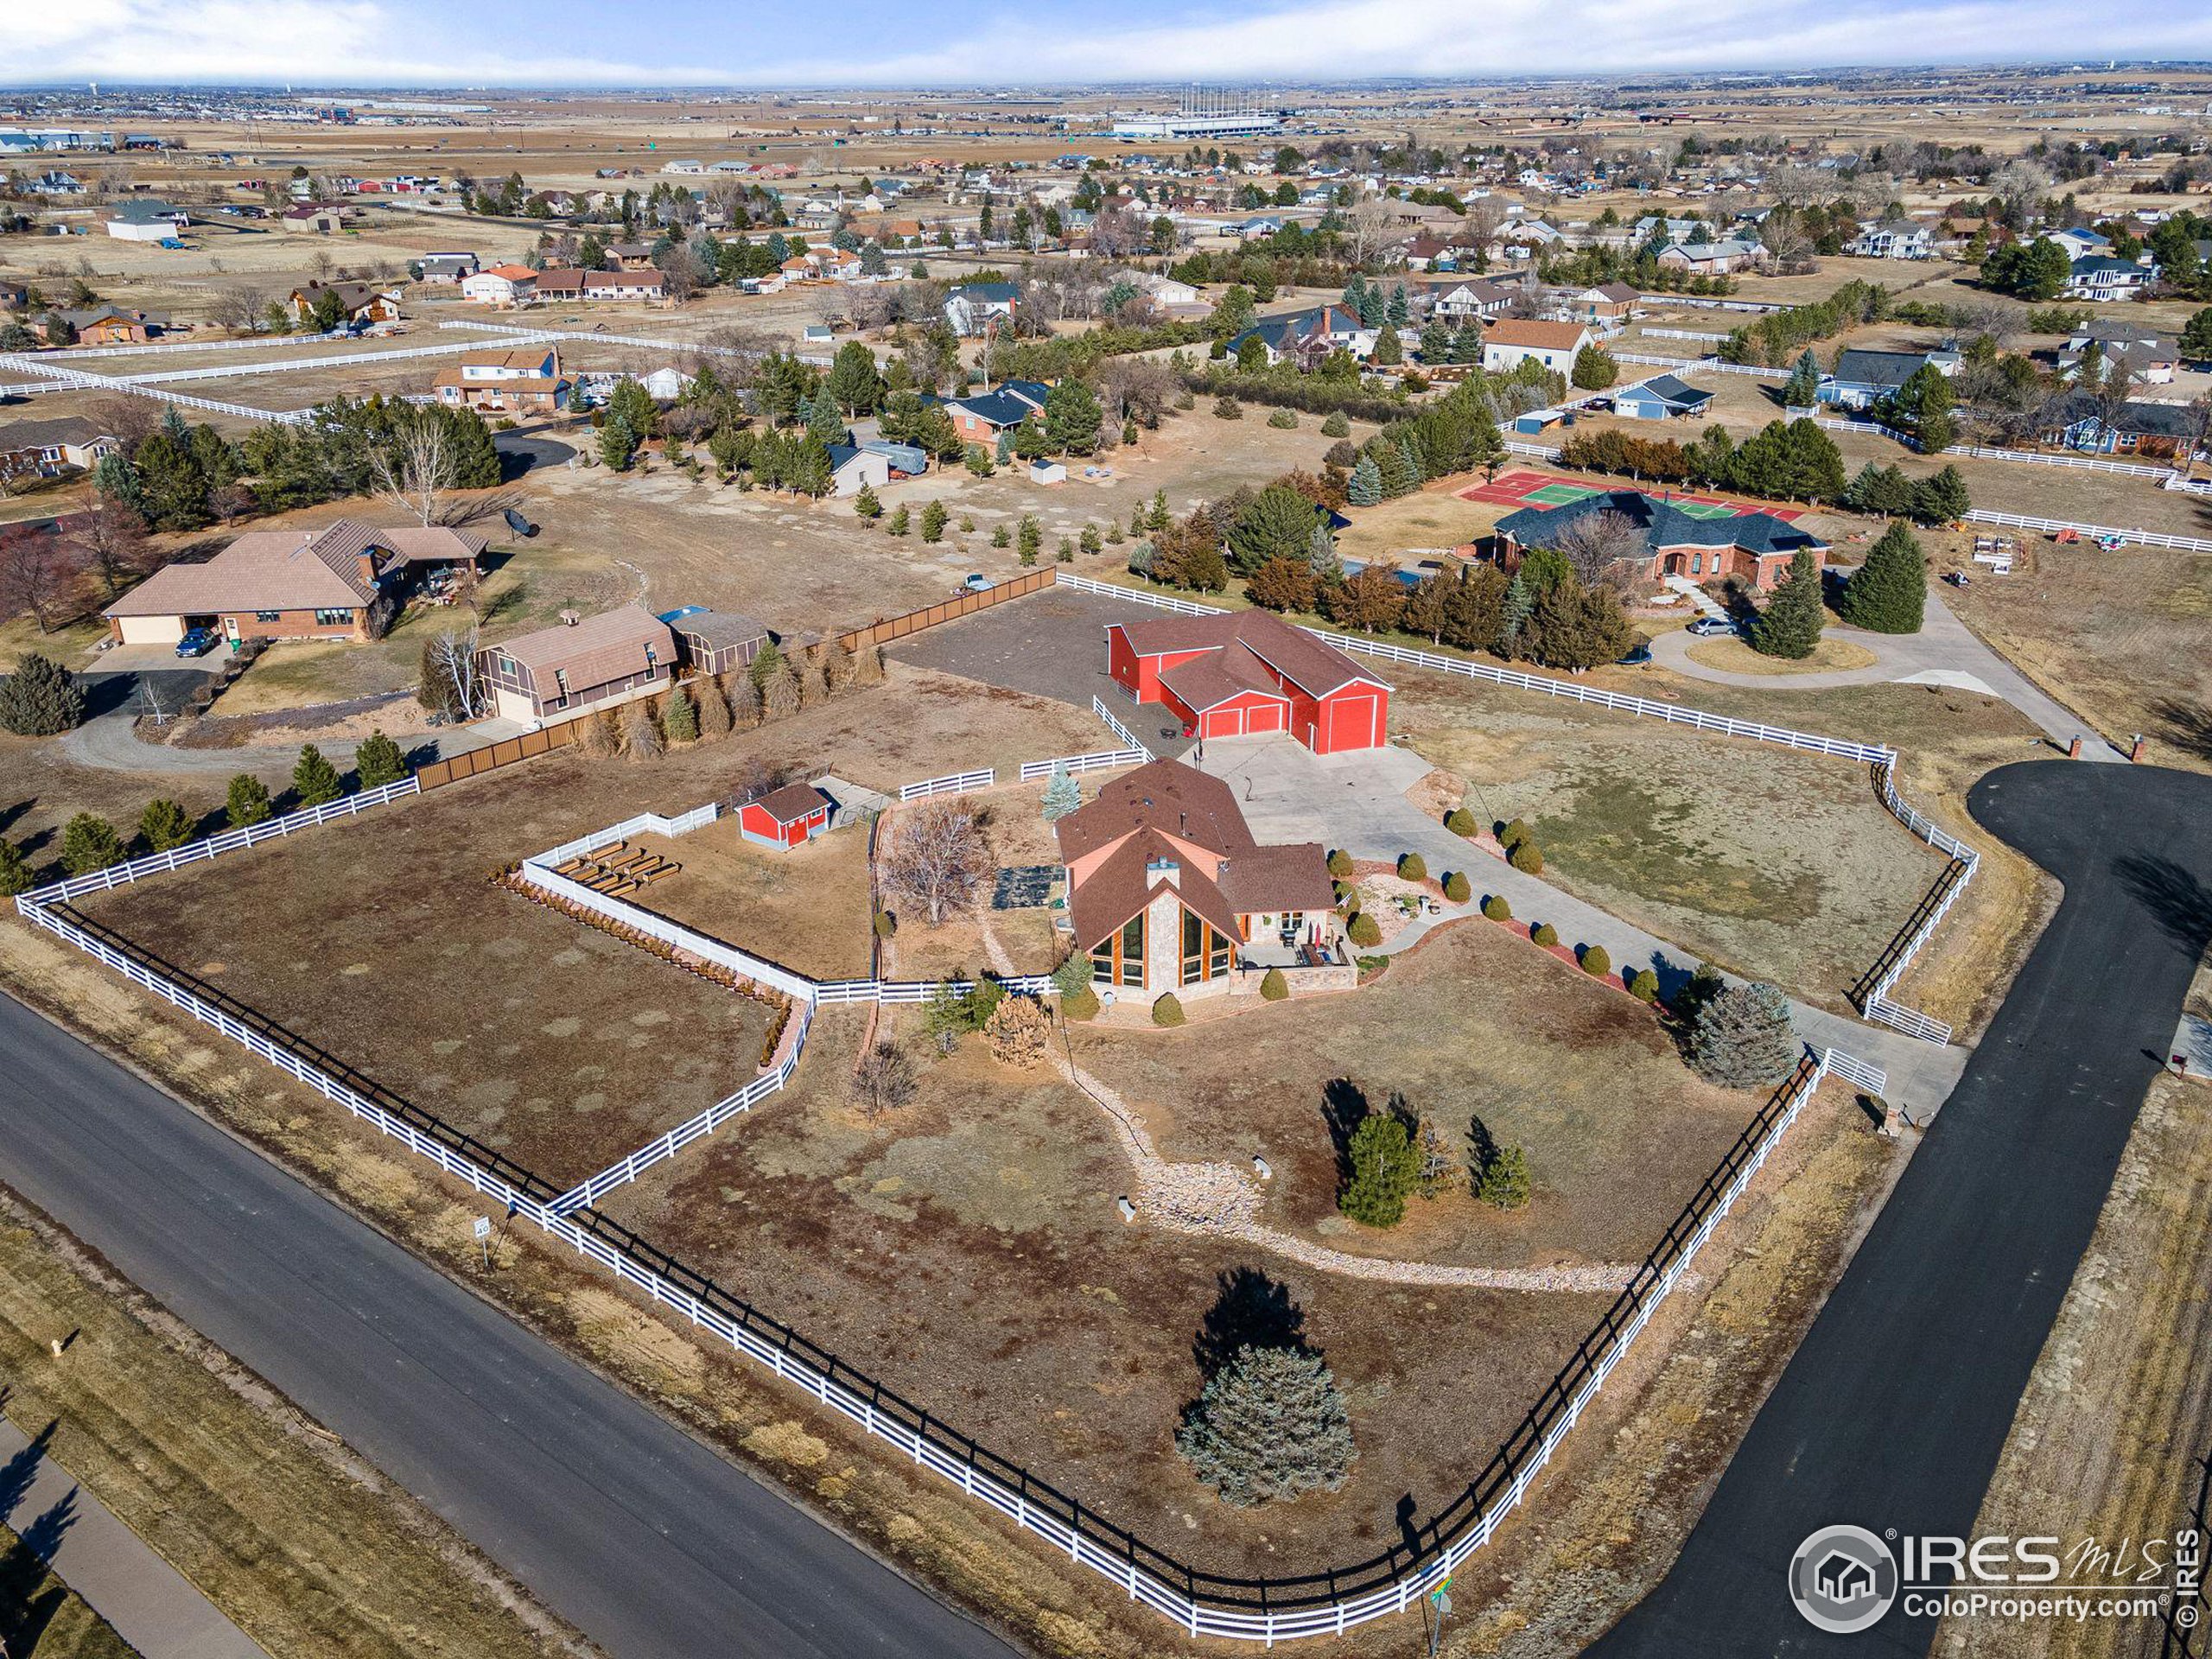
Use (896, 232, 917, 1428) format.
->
(1391, 667, 1949, 1005)
(1075, 920, 1758, 1272)
(629, 812, 875, 982)
(880, 781, 1071, 982)
(1939, 1073, 2212, 1659)
(67, 664, 1103, 1183)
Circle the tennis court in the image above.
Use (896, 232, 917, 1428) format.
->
(1459, 468, 1800, 522)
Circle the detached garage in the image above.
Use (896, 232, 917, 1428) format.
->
(1108, 608, 1390, 756)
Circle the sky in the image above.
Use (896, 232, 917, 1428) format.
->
(16, 0, 2212, 89)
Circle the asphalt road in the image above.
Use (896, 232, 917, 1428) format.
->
(1592, 760, 2212, 1656)
(0, 993, 1020, 1659)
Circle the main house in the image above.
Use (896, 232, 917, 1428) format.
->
(1480, 319, 1592, 375)
(476, 604, 677, 726)
(1106, 607, 1391, 753)
(942, 379, 1050, 446)
(1225, 304, 1376, 368)
(1490, 490, 1826, 592)
(1056, 758, 1340, 1001)
(1815, 346, 1961, 411)
(102, 521, 486, 647)
(433, 344, 566, 413)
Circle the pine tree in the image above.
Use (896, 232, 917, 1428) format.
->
(1497, 571, 1534, 655)
(0, 839, 28, 898)
(1174, 1344, 1356, 1507)
(60, 812, 124, 875)
(726, 671, 763, 728)
(1781, 347, 1821, 409)
(1911, 463, 1972, 525)
(138, 798, 195, 853)
(354, 729, 406, 787)
(696, 675, 732, 738)
(1338, 1112, 1420, 1227)
(760, 660, 801, 721)
(887, 503, 911, 536)
(1017, 515, 1042, 563)
(1345, 454, 1382, 506)
(1838, 521, 1927, 634)
(660, 683, 698, 743)
(853, 481, 883, 520)
(1688, 980, 1799, 1089)
(226, 774, 272, 828)
(1570, 343, 1618, 390)
(0, 653, 86, 734)
(598, 412, 638, 471)
(292, 743, 343, 807)
(1750, 549, 1824, 659)
(1474, 1144, 1531, 1209)
(1040, 764, 1081, 821)
(920, 499, 949, 543)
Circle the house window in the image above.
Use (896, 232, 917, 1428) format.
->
(255, 610, 283, 623)
(1120, 912, 1146, 987)
(313, 607, 353, 626)
(1180, 910, 1230, 986)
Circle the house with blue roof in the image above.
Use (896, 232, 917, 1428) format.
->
(1612, 373, 1713, 421)
(944, 379, 1051, 447)
(1816, 347, 1961, 411)
(1226, 304, 1376, 368)
(1490, 489, 1825, 593)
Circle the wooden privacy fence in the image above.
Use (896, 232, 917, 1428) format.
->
(836, 566, 1057, 654)
(415, 717, 587, 790)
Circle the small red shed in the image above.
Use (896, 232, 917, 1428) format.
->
(738, 782, 832, 849)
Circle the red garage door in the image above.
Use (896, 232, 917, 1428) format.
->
(1246, 702, 1287, 734)
(1202, 708, 1243, 739)
(1322, 690, 1382, 753)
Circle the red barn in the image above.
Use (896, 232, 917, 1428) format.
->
(1106, 609, 1390, 754)
(738, 782, 831, 849)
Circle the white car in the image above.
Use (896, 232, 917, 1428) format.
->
(1687, 615, 1735, 638)
(961, 574, 995, 594)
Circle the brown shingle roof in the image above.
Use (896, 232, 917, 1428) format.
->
(1113, 609, 1387, 702)
(490, 604, 675, 692)
(1483, 319, 1590, 352)
(1056, 758, 1258, 867)
(1064, 828, 1243, 950)
(103, 520, 410, 618)
(675, 609, 769, 651)
(753, 781, 830, 823)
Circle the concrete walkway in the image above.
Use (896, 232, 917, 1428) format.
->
(1646, 591, 2126, 761)
(0, 1414, 270, 1659)
(1196, 737, 1970, 1119)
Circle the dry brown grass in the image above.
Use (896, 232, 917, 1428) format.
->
(0, 1188, 583, 1659)
(1683, 635, 1879, 675)
(629, 814, 875, 982)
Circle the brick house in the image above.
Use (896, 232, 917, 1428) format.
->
(102, 521, 486, 647)
(432, 344, 566, 413)
(942, 379, 1049, 446)
(477, 604, 677, 726)
(1057, 758, 1340, 1001)
(1490, 490, 1825, 592)
(1106, 608, 1391, 753)
(738, 782, 832, 849)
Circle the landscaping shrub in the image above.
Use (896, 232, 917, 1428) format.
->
(1508, 840, 1544, 874)
(1326, 849, 1354, 879)
(1338, 1111, 1420, 1227)
(1444, 807, 1476, 837)
(696, 677, 733, 738)
(1396, 852, 1427, 881)
(1475, 1144, 1531, 1210)
(1259, 967, 1288, 1001)
(1414, 1114, 1460, 1198)
(1174, 1344, 1356, 1507)
(1152, 993, 1186, 1027)
(225, 774, 271, 829)
(1531, 922, 1559, 947)
(138, 798, 194, 854)
(1481, 894, 1511, 923)
(1499, 817, 1530, 849)
(1061, 983, 1100, 1020)
(873, 909, 896, 938)
(1687, 980, 1799, 1088)
(620, 702, 662, 761)
(291, 743, 343, 807)
(1214, 396, 1243, 420)
(1347, 912, 1382, 948)
(1580, 944, 1611, 978)
(354, 729, 406, 787)
(1320, 410, 1351, 438)
(0, 840, 28, 898)
(0, 653, 85, 735)
(1628, 968, 1661, 1003)
(983, 995, 1052, 1068)
(1266, 408, 1298, 429)
(581, 709, 620, 756)
(1442, 871, 1471, 904)
(60, 813, 123, 876)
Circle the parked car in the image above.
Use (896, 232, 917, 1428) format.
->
(1687, 615, 1735, 638)
(961, 574, 994, 594)
(175, 626, 218, 658)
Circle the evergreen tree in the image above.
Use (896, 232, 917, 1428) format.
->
(660, 683, 698, 743)
(920, 499, 949, 542)
(0, 838, 28, 898)
(598, 411, 638, 471)
(131, 427, 211, 531)
(1044, 378, 1103, 454)
(1749, 549, 1824, 659)
(1497, 571, 1534, 654)
(226, 774, 273, 829)
(138, 797, 195, 853)
(1570, 343, 1618, 390)
(291, 743, 343, 807)
(1017, 515, 1042, 562)
(1371, 325, 1403, 366)
(60, 813, 124, 876)
(853, 481, 883, 520)
(825, 340, 885, 415)
(1837, 521, 1927, 633)
(0, 653, 85, 734)
(1911, 463, 1972, 524)
(1781, 347, 1821, 408)
(1345, 454, 1382, 506)
(1040, 764, 1081, 821)
(1174, 1344, 1356, 1507)
(1386, 283, 1409, 327)
(1417, 320, 1450, 363)
(1338, 1112, 1421, 1227)
(1228, 485, 1319, 575)
(886, 503, 911, 536)
(354, 729, 406, 787)
(1474, 1144, 1531, 1209)
(804, 387, 847, 446)
(1687, 980, 1799, 1089)
(790, 434, 835, 497)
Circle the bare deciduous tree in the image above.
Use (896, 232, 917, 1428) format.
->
(210, 284, 265, 336)
(1552, 510, 1648, 593)
(1345, 194, 1402, 270)
(371, 416, 456, 527)
(0, 524, 77, 632)
(73, 498, 149, 599)
(880, 798, 990, 925)
(419, 624, 486, 720)
(850, 1039, 916, 1122)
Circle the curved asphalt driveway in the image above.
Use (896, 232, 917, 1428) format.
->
(0, 994, 1016, 1659)
(1592, 759, 2212, 1656)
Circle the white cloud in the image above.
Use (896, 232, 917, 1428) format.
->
(18, 0, 2212, 86)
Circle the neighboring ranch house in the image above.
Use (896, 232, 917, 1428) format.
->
(1556, 282, 1643, 329)
(477, 604, 677, 727)
(1611, 372, 1713, 421)
(1107, 608, 1392, 754)
(944, 282, 1020, 336)
(1656, 238, 1761, 275)
(104, 200, 188, 241)
(580, 269, 668, 302)
(2034, 391, 2202, 460)
(433, 345, 566, 413)
(2063, 255, 2155, 302)
(827, 442, 893, 498)
(1816, 346, 1961, 410)
(1415, 278, 1522, 323)
(943, 379, 1050, 445)
(280, 204, 346, 234)
(289, 280, 403, 327)
(1480, 319, 1592, 376)
(602, 243, 659, 270)
(39, 307, 165, 346)
(416, 251, 480, 284)
(662, 607, 769, 676)
(460, 264, 539, 306)
(0, 416, 120, 482)
(102, 521, 486, 647)
(738, 782, 832, 850)
(1491, 490, 1826, 592)
(1057, 758, 1340, 1001)
(1843, 221, 1935, 259)
(1226, 303, 1376, 367)
(2061, 319, 2180, 385)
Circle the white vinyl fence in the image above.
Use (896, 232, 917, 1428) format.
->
(1090, 696, 1147, 752)
(898, 766, 996, 802)
(1942, 443, 2186, 480)
(1502, 437, 1564, 461)
(1018, 748, 1148, 782)
(442, 319, 764, 360)
(32, 329, 352, 359)
(0, 353, 310, 423)
(1961, 510, 2212, 554)
(1637, 327, 1731, 343)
